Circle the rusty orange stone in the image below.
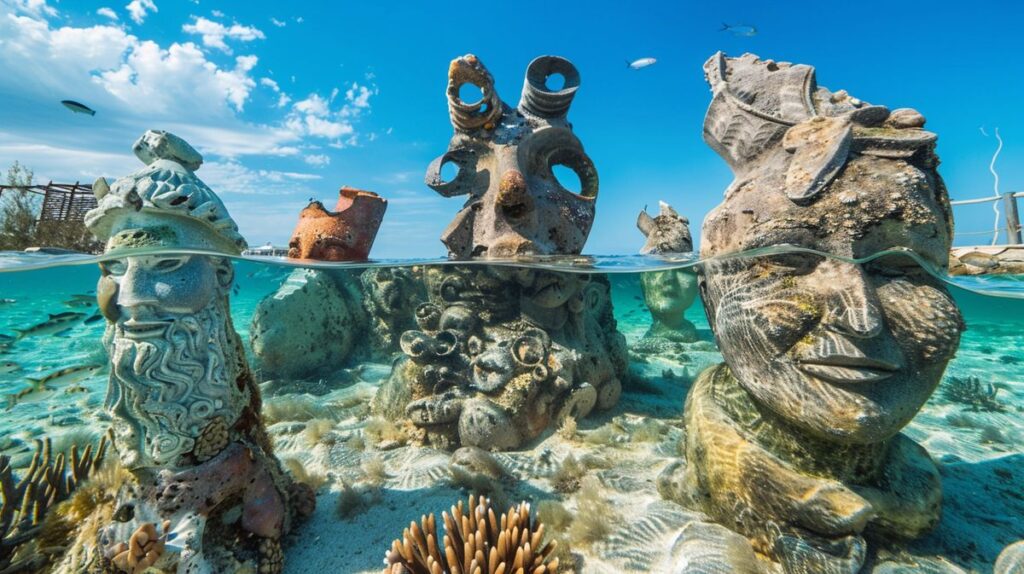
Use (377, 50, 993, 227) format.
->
(287, 187, 387, 261)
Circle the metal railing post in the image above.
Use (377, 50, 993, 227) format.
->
(1004, 192, 1022, 245)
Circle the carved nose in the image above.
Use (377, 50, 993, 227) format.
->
(826, 267, 883, 339)
(496, 170, 531, 217)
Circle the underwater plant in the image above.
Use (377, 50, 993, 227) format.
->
(383, 494, 559, 574)
(942, 375, 1006, 412)
(0, 431, 111, 572)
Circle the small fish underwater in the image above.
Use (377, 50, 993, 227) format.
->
(0, 49, 1020, 574)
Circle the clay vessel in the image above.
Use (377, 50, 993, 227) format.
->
(288, 186, 387, 261)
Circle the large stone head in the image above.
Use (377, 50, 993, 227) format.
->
(85, 130, 251, 469)
(426, 55, 598, 258)
(699, 53, 964, 444)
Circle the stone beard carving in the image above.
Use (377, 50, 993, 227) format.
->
(426, 54, 598, 258)
(69, 130, 311, 574)
(372, 265, 627, 451)
(677, 53, 965, 572)
(635, 202, 699, 347)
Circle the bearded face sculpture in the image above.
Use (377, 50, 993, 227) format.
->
(79, 130, 309, 574)
(677, 53, 965, 572)
(426, 55, 598, 258)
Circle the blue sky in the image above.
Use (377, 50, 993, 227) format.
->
(1, 0, 1022, 258)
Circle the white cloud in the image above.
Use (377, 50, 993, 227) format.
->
(182, 16, 264, 54)
(259, 77, 291, 107)
(97, 7, 118, 20)
(293, 94, 329, 117)
(125, 0, 156, 24)
(270, 17, 285, 27)
(303, 153, 329, 167)
(8, 0, 57, 18)
(210, 9, 223, 17)
(201, 159, 321, 194)
(294, 16, 303, 23)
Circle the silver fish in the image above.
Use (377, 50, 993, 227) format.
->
(63, 298, 95, 308)
(0, 361, 21, 374)
(6, 364, 104, 409)
(61, 100, 96, 116)
(720, 23, 757, 37)
(0, 299, 15, 305)
(14, 312, 86, 339)
(627, 57, 657, 70)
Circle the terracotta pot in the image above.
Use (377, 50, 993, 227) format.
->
(288, 187, 387, 261)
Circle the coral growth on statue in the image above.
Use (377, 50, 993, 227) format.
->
(50, 130, 315, 574)
(370, 55, 627, 451)
(661, 53, 964, 572)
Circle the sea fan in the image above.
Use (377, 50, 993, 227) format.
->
(383, 494, 559, 574)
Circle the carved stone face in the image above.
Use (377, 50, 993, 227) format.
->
(426, 55, 598, 258)
(699, 53, 964, 444)
(702, 152, 964, 444)
(97, 247, 245, 468)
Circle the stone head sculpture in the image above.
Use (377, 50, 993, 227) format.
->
(426, 55, 598, 258)
(288, 186, 387, 261)
(86, 129, 251, 469)
(699, 52, 963, 444)
(637, 201, 692, 255)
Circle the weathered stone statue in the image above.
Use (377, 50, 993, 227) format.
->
(67, 130, 313, 573)
(370, 55, 627, 450)
(287, 186, 387, 261)
(425, 54, 598, 259)
(673, 53, 964, 572)
(635, 202, 700, 350)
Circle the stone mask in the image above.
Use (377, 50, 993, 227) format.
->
(699, 52, 964, 444)
(425, 55, 598, 258)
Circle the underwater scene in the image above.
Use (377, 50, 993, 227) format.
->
(0, 253, 1022, 574)
(2, 2, 1024, 572)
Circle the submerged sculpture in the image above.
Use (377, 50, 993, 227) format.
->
(371, 56, 625, 450)
(288, 187, 387, 261)
(635, 202, 699, 347)
(61, 130, 312, 573)
(426, 54, 598, 258)
(675, 53, 964, 571)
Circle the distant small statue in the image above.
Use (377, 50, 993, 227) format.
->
(668, 53, 964, 573)
(426, 54, 599, 258)
(287, 186, 387, 261)
(61, 130, 312, 574)
(635, 202, 699, 349)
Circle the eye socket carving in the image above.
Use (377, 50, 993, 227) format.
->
(547, 148, 597, 199)
(426, 148, 486, 198)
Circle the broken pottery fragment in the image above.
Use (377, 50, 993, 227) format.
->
(288, 186, 387, 261)
(426, 54, 598, 258)
(55, 130, 313, 574)
(670, 53, 963, 573)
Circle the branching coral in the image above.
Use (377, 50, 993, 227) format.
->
(942, 375, 1005, 412)
(383, 495, 559, 574)
(0, 430, 111, 572)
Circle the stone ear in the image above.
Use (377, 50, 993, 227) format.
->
(658, 201, 679, 218)
(93, 177, 110, 200)
(637, 210, 655, 237)
(782, 116, 852, 203)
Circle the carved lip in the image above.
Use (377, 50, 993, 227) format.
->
(120, 318, 171, 338)
(796, 356, 899, 384)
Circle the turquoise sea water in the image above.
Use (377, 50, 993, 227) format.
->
(0, 251, 1022, 573)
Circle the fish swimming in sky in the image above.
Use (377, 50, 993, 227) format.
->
(5, 364, 104, 409)
(61, 100, 96, 116)
(626, 57, 657, 70)
(13, 312, 86, 339)
(720, 23, 758, 37)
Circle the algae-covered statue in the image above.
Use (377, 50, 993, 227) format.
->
(426, 54, 598, 259)
(635, 202, 700, 349)
(371, 55, 626, 450)
(61, 130, 313, 573)
(676, 53, 964, 572)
